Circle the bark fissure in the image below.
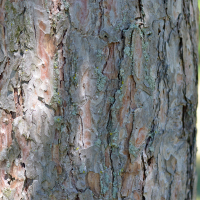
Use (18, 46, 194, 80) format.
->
(141, 152, 146, 200)
(98, 0, 104, 34)
(0, 0, 198, 199)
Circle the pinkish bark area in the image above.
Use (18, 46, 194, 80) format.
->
(0, 0, 198, 199)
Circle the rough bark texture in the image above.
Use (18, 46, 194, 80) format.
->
(0, 0, 198, 199)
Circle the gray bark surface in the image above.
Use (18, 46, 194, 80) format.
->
(0, 0, 198, 199)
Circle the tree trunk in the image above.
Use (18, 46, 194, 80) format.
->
(0, 0, 198, 199)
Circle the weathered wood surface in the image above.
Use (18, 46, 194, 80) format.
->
(0, 0, 198, 199)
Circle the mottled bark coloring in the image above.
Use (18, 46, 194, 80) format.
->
(0, 0, 198, 199)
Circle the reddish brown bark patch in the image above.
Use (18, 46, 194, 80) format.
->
(135, 127, 148, 148)
(103, 43, 119, 79)
(86, 171, 100, 196)
(38, 24, 56, 81)
(38, 30, 50, 80)
(133, 191, 142, 200)
(121, 172, 134, 197)
(126, 161, 141, 175)
(39, 21, 47, 32)
(105, 147, 111, 168)
(52, 144, 62, 174)
(37, 23, 56, 103)
(121, 156, 142, 197)
(43, 34, 56, 57)
(10, 162, 25, 181)
(11, 180, 24, 199)
(82, 100, 92, 130)
(119, 75, 136, 126)
(83, 130, 92, 148)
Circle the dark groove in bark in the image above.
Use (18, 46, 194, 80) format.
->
(98, 0, 104, 35)
(141, 152, 146, 200)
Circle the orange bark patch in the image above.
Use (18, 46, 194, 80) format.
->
(83, 130, 91, 141)
(103, 43, 119, 79)
(119, 76, 136, 162)
(10, 163, 25, 181)
(84, 141, 91, 148)
(133, 191, 142, 200)
(12, 181, 24, 197)
(43, 34, 56, 57)
(52, 144, 62, 174)
(135, 127, 148, 148)
(119, 75, 136, 126)
(83, 130, 92, 148)
(56, 165, 62, 174)
(12, 180, 24, 199)
(121, 172, 134, 197)
(82, 100, 91, 130)
(38, 26, 56, 80)
(105, 147, 111, 168)
(86, 171, 100, 196)
(39, 21, 47, 32)
(121, 156, 142, 197)
(126, 161, 141, 175)
(37, 23, 55, 102)
(38, 30, 50, 80)
(81, 99, 93, 148)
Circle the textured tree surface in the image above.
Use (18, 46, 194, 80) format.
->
(0, 0, 198, 199)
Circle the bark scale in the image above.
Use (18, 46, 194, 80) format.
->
(0, 0, 198, 199)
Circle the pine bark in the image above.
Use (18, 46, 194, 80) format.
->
(0, 0, 198, 199)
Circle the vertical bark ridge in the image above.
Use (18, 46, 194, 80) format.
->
(0, 0, 198, 199)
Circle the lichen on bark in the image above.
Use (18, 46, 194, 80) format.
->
(0, 0, 198, 199)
